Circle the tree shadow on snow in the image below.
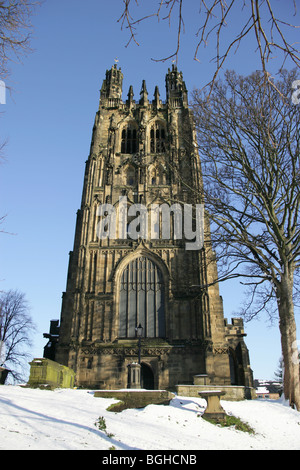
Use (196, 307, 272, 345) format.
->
(169, 396, 206, 414)
(0, 396, 136, 450)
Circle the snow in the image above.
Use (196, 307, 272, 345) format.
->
(0, 385, 300, 450)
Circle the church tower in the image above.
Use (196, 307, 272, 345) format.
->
(54, 64, 253, 390)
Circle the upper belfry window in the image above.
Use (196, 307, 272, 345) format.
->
(150, 123, 166, 153)
(121, 124, 138, 154)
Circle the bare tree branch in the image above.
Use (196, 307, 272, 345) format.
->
(187, 68, 300, 408)
(118, 0, 300, 91)
(166, 67, 300, 407)
(0, 0, 42, 80)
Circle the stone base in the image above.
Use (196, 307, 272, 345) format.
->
(27, 358, 75, 389)
(202, 412, 227, 422)
(176, 384, 256, 400)
(193, 374, 210, 385)
(199, 390, 227, 421)
(94, 389, 175, 410)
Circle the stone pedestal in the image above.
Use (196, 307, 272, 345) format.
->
(128, 363, 141, 389)
(193, 374, 210, 385)
(199, 390, 226, 421)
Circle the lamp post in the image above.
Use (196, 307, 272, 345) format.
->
(135, 323, 143, 364)
(128, 324, 143, 389)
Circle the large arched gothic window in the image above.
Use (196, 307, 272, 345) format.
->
(121, 124, 138, 154)
(119, 257, 165, 338)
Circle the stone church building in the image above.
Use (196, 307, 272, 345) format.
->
(51, 64, 253, 390)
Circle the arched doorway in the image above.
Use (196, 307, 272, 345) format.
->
(229, 345, 246, 386)
(141, 363, 155, 390)
(229, 350, 237, 385)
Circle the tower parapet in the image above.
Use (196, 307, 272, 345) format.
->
(224, 318, 246, 338)
(100, 64, 123, 107)
(165, 64, 188, 107)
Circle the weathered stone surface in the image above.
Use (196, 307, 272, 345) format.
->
(199, 390, 227, 421)
(51, 65, 253, 392)
(176, 384, 257, 401)
(27, 358, 75, 389)
(94, 389, 175, 410)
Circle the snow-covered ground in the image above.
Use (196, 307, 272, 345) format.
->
(0, 385, 299, 450)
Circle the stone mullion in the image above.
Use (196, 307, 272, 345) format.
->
(125, 265, 129, 338)
(91, 204, 98, 243)
(70, 292, 81, 338)
(75, 247, 86, 292)
(83, 302, 89, 340)
(88, 301, 94, 341)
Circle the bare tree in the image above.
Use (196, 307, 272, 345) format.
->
(118, 0, 300, 90)
(274, 357, 284, 385)
(0, 0, 42, 80)
(175, 69, 300, 408)
(0, 289, 35, 382)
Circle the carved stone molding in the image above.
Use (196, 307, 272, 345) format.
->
(213, 346, 229, 355)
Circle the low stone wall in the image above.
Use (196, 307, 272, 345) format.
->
(94, 389, 175, 410)
(176, 384, 256, 401)
(27, 358, 75, 389)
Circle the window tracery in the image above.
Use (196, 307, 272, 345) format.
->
(150, 122, 166, 153)
(121, 124, 138, 154)
(119, 257, 165, 338)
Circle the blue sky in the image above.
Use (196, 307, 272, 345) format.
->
(0, 0, 299, 381)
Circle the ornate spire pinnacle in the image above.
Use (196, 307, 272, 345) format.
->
(100, 64, 123, 105)
(139, 80, 149, 105)
(165, 64, 188, 106)
(127, 85, 134, 107)
(153, 86, 161, 107)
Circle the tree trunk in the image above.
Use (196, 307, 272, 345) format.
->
(277, 270, 300, 410)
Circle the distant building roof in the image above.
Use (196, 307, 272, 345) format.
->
(254, 379, 282, 395)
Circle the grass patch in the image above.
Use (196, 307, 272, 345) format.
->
(94, 416, 115, 438)
(106, 400, 127, 413)
(202, 414, 255, 434)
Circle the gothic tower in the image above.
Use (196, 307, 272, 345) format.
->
(54, 64, 253, 390)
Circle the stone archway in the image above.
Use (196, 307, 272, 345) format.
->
(141, 363, 155, 390)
